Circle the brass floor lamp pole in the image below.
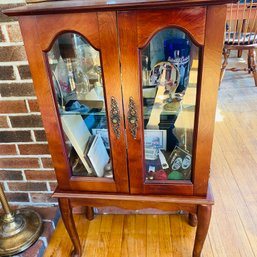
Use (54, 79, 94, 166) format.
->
(0, 184, 42, 256)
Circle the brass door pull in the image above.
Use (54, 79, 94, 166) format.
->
(110, 96, 121, 139)
(128, 97, 138, 139)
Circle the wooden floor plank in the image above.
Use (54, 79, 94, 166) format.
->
(146, 215, 160, 257)
(106, 215, 124, 257)
(158, 215, 173, 257)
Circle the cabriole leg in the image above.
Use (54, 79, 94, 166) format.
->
(192, 204, 212, 257)
(58, 198, 81, 257)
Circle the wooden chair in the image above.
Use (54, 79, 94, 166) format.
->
(220, 0, 257, 86)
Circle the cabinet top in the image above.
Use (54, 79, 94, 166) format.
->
(4, 0, 236, 16)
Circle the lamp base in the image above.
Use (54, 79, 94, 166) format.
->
(0, 209, 42, 256)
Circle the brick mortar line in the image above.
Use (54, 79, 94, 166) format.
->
(0, 61, 29, 65)
(21, 170, 26, 181)
(0, 142, 49, 145)
(0, 154, 51, 158)
(0, 141, 48, 145)
(0, 99, 36, 102)
(0, 97, 37, 101)
(31, 130, 37, 142)
(15, 143, 20, 154)
(6, 191, 53, 193)
(0, 0, 26, 4)
(0, 112, 41, 116)
(6, 115, 12, 128)
(3, 181, 8, 191)
(0, 128, 44, 131)
(25, 99, 31, 112)
(2, 179, 56, 182)
(7, 202, 58, 207)
(0, 168, 54, 171)
(0, 21, 20, 26)
(4, 187, 53, 193)
(0, 42, 24, 47)
(13, 65, 21, 80)
(1, 24, 9, 42)
(0, 79, 33, 83)
(46, 181, 51, 191)
(27, 192, 32, 202)
(38, 157, 44, 169)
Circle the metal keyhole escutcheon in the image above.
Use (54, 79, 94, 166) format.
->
(110, 96, 121, 139)
(128, 97, 138, 139)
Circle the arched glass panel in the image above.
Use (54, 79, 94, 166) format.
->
(47, 33, 112, 178)
(141, 28, 199, 182)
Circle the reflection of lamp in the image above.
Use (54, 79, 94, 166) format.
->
(0, 184, 42, 256)
(150, 62, 180, 111)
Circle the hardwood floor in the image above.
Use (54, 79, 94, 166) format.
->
(44, 51, 257, 257)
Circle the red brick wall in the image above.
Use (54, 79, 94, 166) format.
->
(0, 2, 57, 205)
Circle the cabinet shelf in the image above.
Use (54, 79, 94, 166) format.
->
(59, 110, 106, 116)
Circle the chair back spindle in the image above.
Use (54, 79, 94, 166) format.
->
(220, 0, 257, 86)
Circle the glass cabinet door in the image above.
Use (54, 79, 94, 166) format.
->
(47, 33, 112, 178)
(118, 9, 204, 195)
(141, 28, 198, 183)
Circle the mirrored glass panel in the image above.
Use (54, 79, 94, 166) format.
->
(141, 28, 199, 182)
(47, 33, 112, 178)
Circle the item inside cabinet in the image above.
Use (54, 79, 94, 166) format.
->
(86, 134, 110, 177)
(61, 114, 93, 174)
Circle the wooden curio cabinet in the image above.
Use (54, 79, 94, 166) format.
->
(5, 1, 235, 256)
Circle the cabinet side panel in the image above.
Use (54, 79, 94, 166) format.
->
(19, 16, 71, 189)
(193, 5, 227, 195)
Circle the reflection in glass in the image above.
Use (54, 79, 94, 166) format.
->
(142, 28, 198, 182)
(47, 33, 112, 178)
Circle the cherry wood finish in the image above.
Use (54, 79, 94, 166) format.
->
(85, 207, 94, 221)
(4, 0, 236, 16)
(5, 1, 233, 256)
(118, 7, 206, 195)
(193, 205, 212, 257)
(193, 4, 227, 195)
(19, 12, 129, 193)
(58, 198, 81, 257)
(54, 186, 213, 257)
(189, 213, 198, 227)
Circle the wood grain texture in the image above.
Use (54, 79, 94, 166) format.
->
(136, 8, 206, 47)
(118, 11, 145, 194)
(15, 3, 232, 256)
(4, 0, 238, 16)
(118, 8, 207, 195)
(192, 5, 227, 195)
(97, 11, 129, 193)
(36, 12, 100, 51)
(19, 16, 71, 189)
(58, 198, 81, 257)
(53, 185, 213, 214)
(193, 204, 212, 257)
(19, 12, 129, 193)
